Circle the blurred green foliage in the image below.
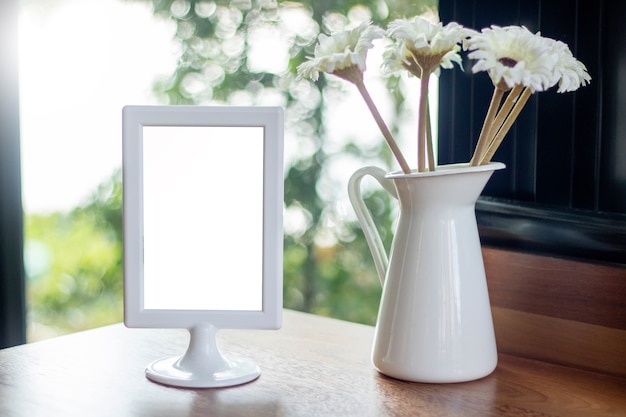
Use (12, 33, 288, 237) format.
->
(25, 0, 436, 340)
(25, 171, 123, 339)
(148, 0, 435, 323)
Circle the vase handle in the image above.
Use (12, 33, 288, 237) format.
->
(348, 167, 397, 285)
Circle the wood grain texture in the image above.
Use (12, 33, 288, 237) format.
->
(493, 306, 626, 378)
(484, 247, 626, 376)
(483, 247, 626, 329)
(1, 310, 626, 417)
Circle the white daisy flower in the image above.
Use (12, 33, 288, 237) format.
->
(545, 39, 591, 93)
(383, 15, 468, 76)
(465, 25, 555, 92)
(296, 20, 412, 174)
(297, 21, 384, 82)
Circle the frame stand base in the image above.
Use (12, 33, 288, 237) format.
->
(145, 324, 260, 388)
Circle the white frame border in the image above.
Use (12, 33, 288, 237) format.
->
(122, 105, 283, 329)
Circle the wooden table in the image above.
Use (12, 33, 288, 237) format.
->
(1, 310, 625, 416)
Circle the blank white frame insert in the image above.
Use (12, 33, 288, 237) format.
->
(122, 105, 283, 388)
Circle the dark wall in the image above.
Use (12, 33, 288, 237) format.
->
(438, 0, 626, 264)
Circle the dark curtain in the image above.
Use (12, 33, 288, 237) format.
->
(0, 0, 26, 348)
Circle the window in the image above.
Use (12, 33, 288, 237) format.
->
(4, 0, 442, 347)
(16, 0, 178, 342)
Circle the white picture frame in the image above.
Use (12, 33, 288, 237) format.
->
(122, 105, 283, 387)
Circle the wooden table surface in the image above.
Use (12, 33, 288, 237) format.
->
(1, 309, 625, 417)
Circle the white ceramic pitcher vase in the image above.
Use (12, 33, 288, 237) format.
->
(348, 162, 505, 383)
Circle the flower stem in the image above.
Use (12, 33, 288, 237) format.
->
(354, 80, 411, 174)
(426, 102, 435, 170)
(479, 84, 523, 161)
(479, 87, 532, 165)
(418, 69, 432, 172)
(489, 84, 523, 139)
(470, 87, 505, 167)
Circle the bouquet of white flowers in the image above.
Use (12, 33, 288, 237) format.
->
(297, 14, 591, 173)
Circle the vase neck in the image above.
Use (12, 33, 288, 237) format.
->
(392, 168, 496, 208)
